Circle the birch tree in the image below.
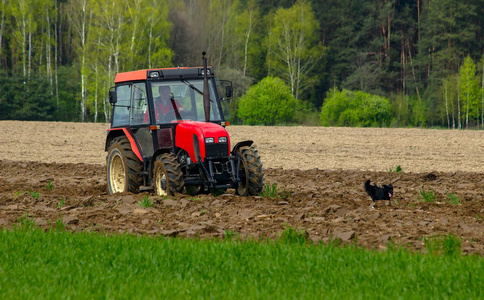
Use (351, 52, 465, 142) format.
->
(442, 75, 459, 129)
(141, 0, 172, 69)
(0, 0, 6, 70)
(237, 0, 258, 76)
(68, 0, 91, 122)
(266, 0, 325, 99)
(10, 0, 31, 77)
(459, 56, 479, 129)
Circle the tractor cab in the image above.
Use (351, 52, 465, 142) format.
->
(105, 55, 263, 197)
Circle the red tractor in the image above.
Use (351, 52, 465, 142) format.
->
(105, 53, 263, 196)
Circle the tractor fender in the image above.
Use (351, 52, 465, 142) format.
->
(105, 128, 143, 161)
(231, 140, 254, 156)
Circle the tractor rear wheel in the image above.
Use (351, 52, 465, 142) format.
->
(235, 146, 263, 196)
(153, 153, 184, 196)
(106, 136, 143, 194)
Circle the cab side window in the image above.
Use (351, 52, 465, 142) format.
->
(130, 83, 148, 125)
(112, 85, 131, 127)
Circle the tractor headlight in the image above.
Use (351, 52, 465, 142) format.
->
(149, 71, 160, 78)
(218, 137, 227, 143)
(205, 137, 215, 144)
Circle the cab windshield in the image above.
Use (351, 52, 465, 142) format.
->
(150, 79, 222, 124)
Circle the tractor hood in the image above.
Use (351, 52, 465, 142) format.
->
(175, 121, 231, 162)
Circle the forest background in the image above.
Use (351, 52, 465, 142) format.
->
(1, 0, 484, 128)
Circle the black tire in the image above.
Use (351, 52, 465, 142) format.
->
(106, 136, 143, 194)
(235, 146, 264, 196)
(153, 153, 184, 196)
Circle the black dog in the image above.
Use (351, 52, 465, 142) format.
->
(364, 180, 393, 201)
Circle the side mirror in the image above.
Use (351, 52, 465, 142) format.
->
(225, 85, 233, 99)
(109, 88, 117, 105)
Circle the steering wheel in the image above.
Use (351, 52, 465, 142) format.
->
(159, 108, 181, 123)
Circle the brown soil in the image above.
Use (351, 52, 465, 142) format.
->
(1, 121, 483, 254)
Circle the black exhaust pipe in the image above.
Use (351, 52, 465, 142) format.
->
(202, 52, 210, 122)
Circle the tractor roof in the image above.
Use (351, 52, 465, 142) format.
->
(115, 67, 213, 83)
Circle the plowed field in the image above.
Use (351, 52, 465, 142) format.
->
(1, 121, 483, 254)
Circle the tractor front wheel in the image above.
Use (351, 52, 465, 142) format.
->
(153, 153, 184, 196)
(106, 136, 143, 194)
(235, 146, 264, 196)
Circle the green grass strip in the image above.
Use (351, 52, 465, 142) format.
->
(0, 226, 483, 299)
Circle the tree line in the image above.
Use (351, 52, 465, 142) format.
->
(1, 0, 484, 128)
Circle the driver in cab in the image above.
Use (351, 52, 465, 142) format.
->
(144, 85, 183, 122)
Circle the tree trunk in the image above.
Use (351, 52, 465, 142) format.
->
(28, 25, 31, 80)
(81, 54, 86, 122)
(54, 0, 59, 113)
(94, 62, 98, 123)
(46, 7, 53, 89)
(148, 0, 154, 68)
(107, 55, 113, 122)
(466, 82, 469, 129)
(445, 83, 450, 129)
(407, 38, 421, 103)
(400, 39, 405, 93)
(0, 0, 5, 69)
(243, 11, 253, 77)
(218, 0, 226, 70)
(81, 0, 88, 122)
(128, 0, 140, 70)
(457, 83, 461, 129)
(22, 18, 26, 77)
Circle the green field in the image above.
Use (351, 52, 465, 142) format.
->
(0, 222, 482, 299)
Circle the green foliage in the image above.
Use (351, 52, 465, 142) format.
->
(46, 181, 54, 191)
(459, 55, 480, 128)
(55, 219, 65, 231)
(419, 190, 437, 203)
(260, 183, 290, 198)
(238, 76, 297, 125)
(320, 88, 392, 127)
(391, 93, 411, 127)
(446, 193, 461, 205)
(0, 74, 55, 121)
(223, 229, 239, 240)
(1, 228, 482, 299)
(138, 196, 153, 208)
(57, 198, 66, 208)
(0, 68, 80, 121)
(292, 101, 321, 126)
(16, 214, 36, 230)
(424, 234, 462, 257)
(27, 190, 41, 199)
(261, 183, 278, 197)
(280, 226, 308, 245)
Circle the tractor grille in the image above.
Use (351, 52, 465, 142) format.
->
(205, 143, 229, 158)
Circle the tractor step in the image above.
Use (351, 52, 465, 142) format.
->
(213, 184, 232, 189)
(139, 185, 154, 192)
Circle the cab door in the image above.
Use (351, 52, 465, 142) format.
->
(130, 82, 154, 157)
